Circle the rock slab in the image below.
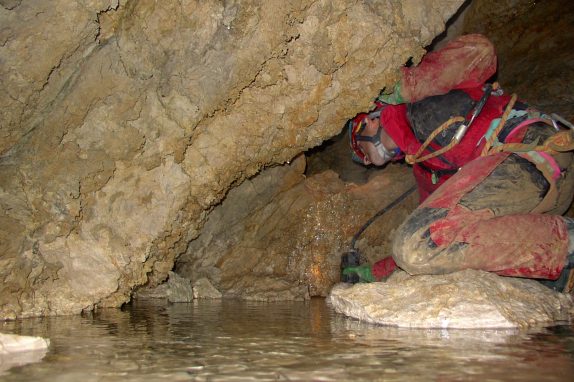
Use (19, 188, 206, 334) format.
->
(329, 270, 574, 328)
(134, 272, 194, 303)
(193, 278, 222, 299)
(0, 333, 49, 372)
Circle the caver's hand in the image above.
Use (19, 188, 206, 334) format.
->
(377, 82, 404, 105)
(341, 264, 375, 283)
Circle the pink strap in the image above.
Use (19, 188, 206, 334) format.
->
(537, 152, 562, 180)
(505, 118, 549, 143)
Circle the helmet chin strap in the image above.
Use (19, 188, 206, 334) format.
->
(355, 123, 399, 162)
(355, 124, 383, 145)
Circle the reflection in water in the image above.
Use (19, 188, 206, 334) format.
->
(1, 298, 573, 381)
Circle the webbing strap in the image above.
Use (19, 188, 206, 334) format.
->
(481, 93, 517, 156)
(485, 119, 574, 214)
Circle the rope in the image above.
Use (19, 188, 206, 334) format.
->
(487, 121, 574, 155)
(405, 83, 496, 165)
(480, 93, 518, 156)
(405, 116, 465, 164)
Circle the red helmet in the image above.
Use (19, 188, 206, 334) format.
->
(348, 113, 370, 164)
(348, 102, 387, 164)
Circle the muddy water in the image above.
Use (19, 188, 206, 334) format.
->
(1, 298, 574, 381)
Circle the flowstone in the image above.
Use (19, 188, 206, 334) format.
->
(329, 270, 574, 328)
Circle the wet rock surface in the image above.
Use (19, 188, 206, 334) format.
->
(0, 333, 49, 355)
(0, 333, 49, 373)
(176, 155, 417, 300)
(193, 278, 222, 299)
(329, 270, 574, 328)
(134, 271, 194, 303)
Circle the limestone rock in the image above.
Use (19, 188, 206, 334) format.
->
(0, 333, 49, 355)
(222, 275, 311, 302)
(461, 0, 574, 120)
(0, 0, 465, 319)
(176, 154, 417, 300)
(329, 270, 574, 328)
(134, 272, 194, 303)
(166, 272, 194, 303)
(193, 278, 222, 299)
(133, 283, 170, 300)
(0, 333, 49, 373)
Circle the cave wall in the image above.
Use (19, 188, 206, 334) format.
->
(0, 0, 464, 319)
(462, 0, 574, 120)
(176, 0, 574, 302)
(175, 155, 417, 300)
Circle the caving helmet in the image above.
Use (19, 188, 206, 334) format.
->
(348, 102, 398, 165)
(348, 112, 372, 164)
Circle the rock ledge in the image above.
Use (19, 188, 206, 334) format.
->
(328, 270, 573, 328)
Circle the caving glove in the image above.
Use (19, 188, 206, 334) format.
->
(342, 257, 399, 284)
(372, 256, 398, 279)
(342, 264, 376, 283)
(377, 82, 404, 105)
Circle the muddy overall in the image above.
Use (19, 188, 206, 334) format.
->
(392, 122, 574, 284)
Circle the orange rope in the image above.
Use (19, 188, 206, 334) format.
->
(480, 93, 517, 156)
(405, 116, 465, 164)
(488, 128, 574, 155)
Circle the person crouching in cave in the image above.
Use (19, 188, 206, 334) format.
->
(342, 33, 574, 294)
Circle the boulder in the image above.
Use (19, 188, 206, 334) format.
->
(0, 333, 49, 373)
(329, 270, 574, 328)
(134, 272, 194, 303)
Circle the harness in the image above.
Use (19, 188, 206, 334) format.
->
(407, 84, 574, 213)
(405, 84, 495, 184)
(405, 83, 494, 166)
(481, 94, 574, 213)
(416, 162, 458, 185)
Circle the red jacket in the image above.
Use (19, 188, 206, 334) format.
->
(381, 87, 512, 201)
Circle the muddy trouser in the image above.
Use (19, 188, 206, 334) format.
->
(392, 143, 574, 280)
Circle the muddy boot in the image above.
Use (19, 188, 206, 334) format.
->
(539, 217, 574, 293)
